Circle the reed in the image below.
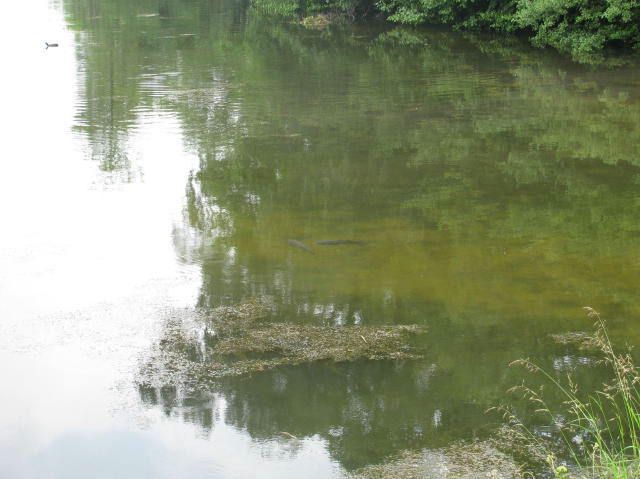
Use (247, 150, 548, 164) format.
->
(502, 308, 640, 478)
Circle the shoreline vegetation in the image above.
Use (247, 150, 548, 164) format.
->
(253, 0, 640, 61)
(500, 308, 640, 478)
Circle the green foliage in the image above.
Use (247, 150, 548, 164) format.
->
(253, 0, 376, 20)
(376, 0, 485, 26)
(376, 0, 640, 55)
(514, 0, 640, 55)
(253, 0, 299, 17)
(254, 0, 640, 56)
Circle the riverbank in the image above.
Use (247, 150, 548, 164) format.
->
(253, 0, 640, 62)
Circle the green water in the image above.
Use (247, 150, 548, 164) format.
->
(3, 0, 640, 477)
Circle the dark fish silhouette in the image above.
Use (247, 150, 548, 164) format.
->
(316, 240, 366, 246)
(45, 42, 59, 48)
(288, 239, 314, 254)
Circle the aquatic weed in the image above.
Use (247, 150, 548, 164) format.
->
(138, 302, 426, 392)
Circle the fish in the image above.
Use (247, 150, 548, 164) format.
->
(45, 42, 59, 48)
(288, 239, 314, 254)
(316, 240, 366, 246)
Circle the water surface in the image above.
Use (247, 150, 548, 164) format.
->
(2, 0, 640, 477)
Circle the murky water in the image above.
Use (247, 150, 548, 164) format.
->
(2, 0, 640, 477)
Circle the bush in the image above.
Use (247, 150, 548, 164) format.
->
(253, 0, 377, 19)
(514, 0, 640, 54)
(253, 0, 640, 56)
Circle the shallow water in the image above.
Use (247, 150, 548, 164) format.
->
(2, 0, 640, 477)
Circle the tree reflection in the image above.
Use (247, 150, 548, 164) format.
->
(63, 0, 640, 470)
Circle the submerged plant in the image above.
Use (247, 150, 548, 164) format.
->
(502, 308, 640, 478)
(138, 302, 425, 394)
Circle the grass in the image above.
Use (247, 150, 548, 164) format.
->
(503, 308, 640, 478)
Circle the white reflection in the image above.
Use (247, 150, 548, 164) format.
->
(433, 409, 442, 428)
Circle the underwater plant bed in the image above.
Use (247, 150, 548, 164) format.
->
(138, 302, 425, 391)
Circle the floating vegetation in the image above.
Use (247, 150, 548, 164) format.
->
(214, 323, 423, 362)
(138, 301, 425, 391)
(347, 428, 535, 479)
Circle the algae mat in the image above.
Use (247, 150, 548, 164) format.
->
(138, 302, 425, 391)
(347, 425, 550, 479)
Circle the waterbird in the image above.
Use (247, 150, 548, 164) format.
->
(288, 239, 314, 254)
(45, 42, 59, 48)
